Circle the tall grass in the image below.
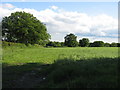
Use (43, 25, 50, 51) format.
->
(38, 57, 119, 88)
(3, 46, 118, 65)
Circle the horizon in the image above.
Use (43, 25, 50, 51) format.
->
(0, 2, 118, 43)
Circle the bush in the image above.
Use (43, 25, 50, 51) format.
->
(46, 41, 62, 47)
(2, 41, 26, 48)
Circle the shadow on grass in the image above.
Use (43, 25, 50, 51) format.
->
(38, 57, 119, 88)
(2, 62, 48, 88)
(2, 57, 120, 88)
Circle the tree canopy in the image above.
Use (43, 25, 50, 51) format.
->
(92, 41, 104, 47)
(79, 38, 89, 47)
(46, 41, 62, 47)
(2, 11, 50, 45)
(110, 42, 118, 47)
(64, 33, 78, 47)
(104, 43, 110, 47)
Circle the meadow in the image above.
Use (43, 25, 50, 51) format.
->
(3, 46, 118, 65)
(2, 45, 119, 88)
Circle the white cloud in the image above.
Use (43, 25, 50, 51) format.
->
(1, 3, 15, 9)
(50, 6, 58, 10)
(77, 36, 118, 43)
(21, 0, 26, 1)
(0, 4, 118, 42)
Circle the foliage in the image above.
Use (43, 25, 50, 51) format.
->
(46, 41, 62, 47)
(2, 11, 50, 45)
(104, 43, 110, 47)
(117, 43, 120, 47)
(64, 33, 78, 47)
(2, 41, 26, 48)
(110, 42, 118, 47)
(90, 42, 119, 47)
(79, 38, 89, 47)
(2, 41, 43, 48)
(89, 43, 94, 47)
(60, 42, 65, 47)
(92, 41, 104, 47)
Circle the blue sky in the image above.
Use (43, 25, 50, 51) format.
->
(3, 2, 118, 18)
(1, 2, 118, 43)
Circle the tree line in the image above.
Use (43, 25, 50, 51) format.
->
(46, 33, 120, 47)
(2, 11, 120, 47)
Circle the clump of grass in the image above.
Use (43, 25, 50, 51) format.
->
(38, 57, 119, 88)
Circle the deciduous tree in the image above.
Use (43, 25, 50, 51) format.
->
(2, 11, 50, 45)
(64, 33, 78, 47)
(93, 41, 104, 47)
(79, 38, 89, 47)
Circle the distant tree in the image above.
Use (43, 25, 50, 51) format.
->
(46, 41, 54, 47)
(60, 42, 65, 47)
(2, 11, 50, 45)
(54, 42, 61, 47)
(64, 33, 78, 47)
(79, 38, 89, 47)
(104, 43, 110, 47)
(117, 43, 120, 47)
(110, 42, 117, 47)
(93, 41, 104, 47)
(46, 41, 61, 47)
(89, 43, 94, 47)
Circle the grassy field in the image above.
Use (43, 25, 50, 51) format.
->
(2, 46, 119, 88)
(3, 46, 118, 65)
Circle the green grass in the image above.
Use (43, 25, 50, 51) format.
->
(37, 58, 119, 88)
(2, 45, 119, 88)
(3, 47, 118, 65)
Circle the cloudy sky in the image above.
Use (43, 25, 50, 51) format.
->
(0, 2, 118, 43)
